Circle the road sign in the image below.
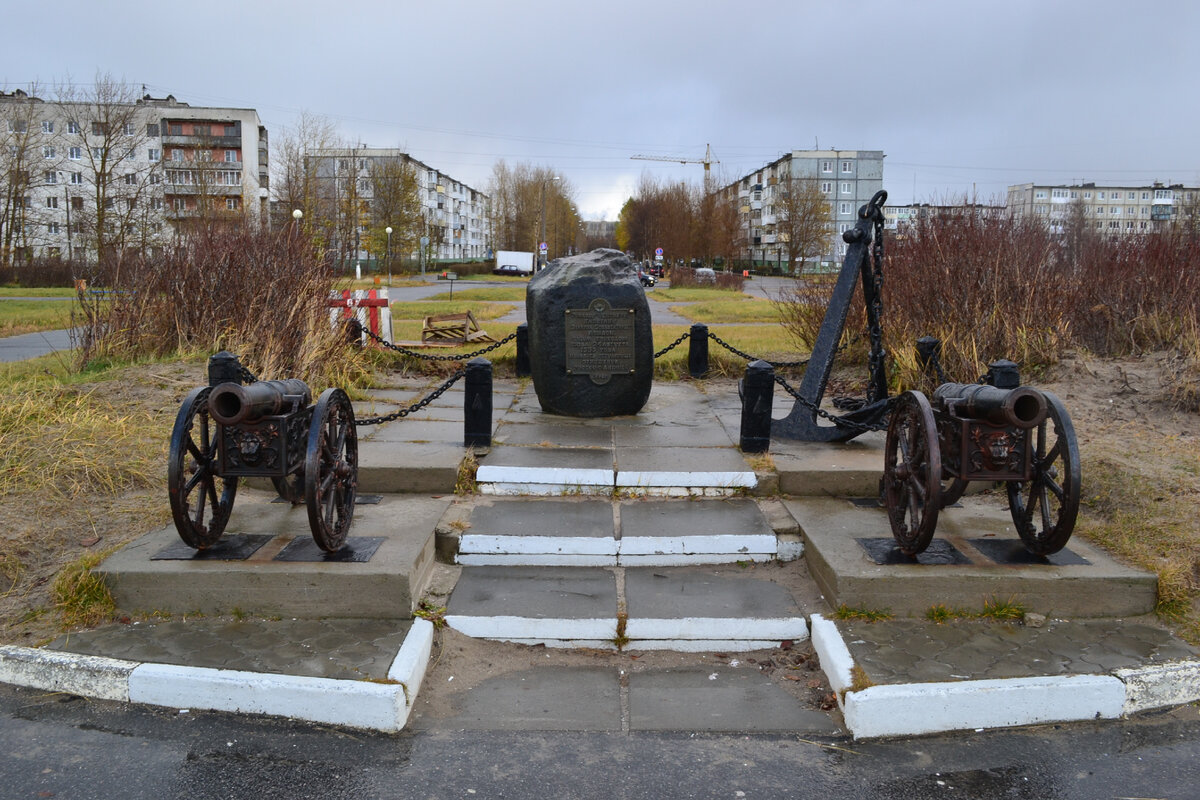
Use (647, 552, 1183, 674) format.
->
(539, 242, 548, 252)
(655, 247, 663, 257)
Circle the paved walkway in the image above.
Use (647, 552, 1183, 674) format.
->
(0, 328, 74, 362)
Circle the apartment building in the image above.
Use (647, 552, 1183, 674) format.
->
(307, 148, 490, 263)
(0, 89, 267, 264)
(884, 202, 1005, 234)
(1007, 182, 1198, 235)
(719, 149, 884, 266)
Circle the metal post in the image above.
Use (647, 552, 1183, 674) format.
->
(515, 323, 531, 378)
(464, 357, 493, 448)
(207, 351, 244, 386)
(739, 360, 774, 453)
(688, 323, 709, 379)
(915, 336, 942, 380)
(986, 359, 1020, 389)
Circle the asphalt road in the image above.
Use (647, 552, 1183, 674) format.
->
(0, 327, 75, 363)
(2, 683, 1198, 799)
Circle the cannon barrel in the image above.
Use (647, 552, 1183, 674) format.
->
(933, 382, 1048, 429)
(208, 379, 312, 426)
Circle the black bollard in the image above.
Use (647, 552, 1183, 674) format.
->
(515, 323, 531, 378)
(464, 357, 493, 448)
(688, 323, 709, 379)
(915, 336, 941, 380)
(739, 360, 774, 453)
(207, 351, 244, 386)
(985, 359, 1020, 389)
(345, 318, 363, 348)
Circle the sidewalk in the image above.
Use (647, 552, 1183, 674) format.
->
(1, 377, 1197, 738)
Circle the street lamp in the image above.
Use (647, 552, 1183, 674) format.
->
(539, 175, 560, 270)
(385, 226, 393, 286)
(291, 209, 303, 241)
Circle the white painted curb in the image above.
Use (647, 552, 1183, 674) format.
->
(809, 614, 854, 693)
(129, 664, 406, 731)
(625, 617, 808, 641)
(0, 645, 134, 702)
(1116, 660, 1200, 715)
(445, 614, 617, 641)
(842, 674, 1126, 739)
(388, 617, 434, 722)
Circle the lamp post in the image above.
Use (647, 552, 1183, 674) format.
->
(385, 226, 393, 286)
(292, 209, 303, 241)
(539, 175, 560, 271)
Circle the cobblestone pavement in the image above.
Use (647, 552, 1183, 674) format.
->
(839, 618, 1198, 684)
(47, 618, 412, 681)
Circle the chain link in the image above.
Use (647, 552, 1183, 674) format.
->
(237, 364, 258, 384)
(773, 373, 892, 433)
(355, 369, 466, 426)
(654, 331, 691, 359)
(356, 321, 516, 363)
(705, 331, 810, 369)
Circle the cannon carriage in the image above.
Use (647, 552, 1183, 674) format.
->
(882, 358, 1081, 558)
(167, 352, 358, 553)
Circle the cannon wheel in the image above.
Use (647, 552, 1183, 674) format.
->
(305, 388, 358, 552)
(883, 391, 942, 556)
(168, 386, 237, 549)
(271, 474, 304, 505)
(1007, 390, 1080, 555)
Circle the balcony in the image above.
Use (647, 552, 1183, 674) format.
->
(162, 134, 243, 149)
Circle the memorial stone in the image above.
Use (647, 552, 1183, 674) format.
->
(526, 249, 653, 417)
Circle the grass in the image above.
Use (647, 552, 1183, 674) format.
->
(923, 598, 1027, 623)
(652, 287, 755, 302)
(424, 287, 527, 302)
(651, 324, 810, 380)
(0, 287, 77, 297)
(388, 300, 517, 321)
(52, 550, 116, 629)
(668, 298, 780, 324)
(834, 604, 894, 622)
(0, 298, 75, 336)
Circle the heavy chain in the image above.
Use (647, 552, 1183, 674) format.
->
(706, 331, 810, 369)
(654, 331, 691, 359)
(864, 196, 888, 403)
(237, 364, 258, 384)
(357, 322, 516, 363)
(356, 369, 466, 426)
(773, 373, 892, 434)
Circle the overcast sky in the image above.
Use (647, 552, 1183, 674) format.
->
(6, 0, 1198, 220)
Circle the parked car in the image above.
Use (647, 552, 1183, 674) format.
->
(694, 267, 716, 285)
(638, 269, 657, 288)
(493, 264, 526, 276)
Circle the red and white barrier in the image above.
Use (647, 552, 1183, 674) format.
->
(328, 288, 392, 344)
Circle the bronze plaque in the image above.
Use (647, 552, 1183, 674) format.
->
(564, 298, 636, 384)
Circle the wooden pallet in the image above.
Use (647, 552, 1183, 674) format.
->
(420, 311, 496, 344)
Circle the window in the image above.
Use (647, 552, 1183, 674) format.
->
(196, 150, 212, 162)
(149, 174, 161, 185)
(820, 181, 832, 193)
(147, 123, 160, 137)
(840, 182, 851, 194)
(7, 120, 27, 133)
(193, 125, 211, 137)
(92, 147, 106, 159)
(1099, 192, 1106, 200)
(41, 120, 54, 134)
(123, 123, 134, 136)
(148, 148, 160, 161)
(43, 145, 55, 159)
(1035, 190, 1047, 199)
(71, 197, 83, 211)
(1154, 189, 1173, 200)
(1083, 192, 1092, 199)
(1096, 206, 1104, 214)
(1141, 207, 1149, 216)
(150, 198, 163, 210)
(1142, 192, 1150, 200)
(821, 161, 832, 173)
(838, 202, 851, 215)
(47, 222, 60, 235)
(1128, 192, 1136, 200)
(123, 173, 137, 185)
(841, 161, 853, 173)
(46, 196, 58, 209)
(70, 172, 83, 184)
(126, 198, 135, 211)
(69, 146, 81, 160)
(68, 121, 80, 134)
(172, 197, 186, 211)
(44, 170, 58, 184)
(1051, 189, 1068, 198)
(224, 149, 237, 163)
(226, 198, 239, 211)
(168, 124, 182, 136)
(171, 149, 183, 162)
(91, 122, 104, 136)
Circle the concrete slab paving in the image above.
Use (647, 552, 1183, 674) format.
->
(445, 566, 619, 642)
(493, 421, 614, 447)
(357, 440, 465, 493)
(787, 495, 1158, 617)
(363, 419, 464, 444)
(47, 618, 412, 681)
(615, 446, 756, 489)
(628, 667, 840, 733)
(408, 667, 623, 731)
(98, 492, 447, 618)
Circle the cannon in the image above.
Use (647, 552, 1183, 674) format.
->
(882, 359, 1080, 557)
(167, 352, 358, 552)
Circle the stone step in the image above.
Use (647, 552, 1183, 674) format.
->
(97, 492, 447, 619)
(788, 495, 1158, 618)
(454, 497, 779, 566)
(444, 565, 810, 652)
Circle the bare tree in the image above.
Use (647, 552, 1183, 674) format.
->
(55, 73, 163, 264)
(364, 155, 422, 270)
(0, 87, 45, 266)
(774, 177, 831, 273)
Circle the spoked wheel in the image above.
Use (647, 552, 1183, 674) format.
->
(271, 473, 304, 505)
(168, 386, 237, 549)
(883, 391, 942, 556)
(1007, 390, 1080, 555)
(305, 388, 358, 552)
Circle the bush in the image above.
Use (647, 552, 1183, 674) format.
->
(73, 222, 357, 385)
(0, 258, 85, 288)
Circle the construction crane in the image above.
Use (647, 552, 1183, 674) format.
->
(630, 144, 718, 178)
